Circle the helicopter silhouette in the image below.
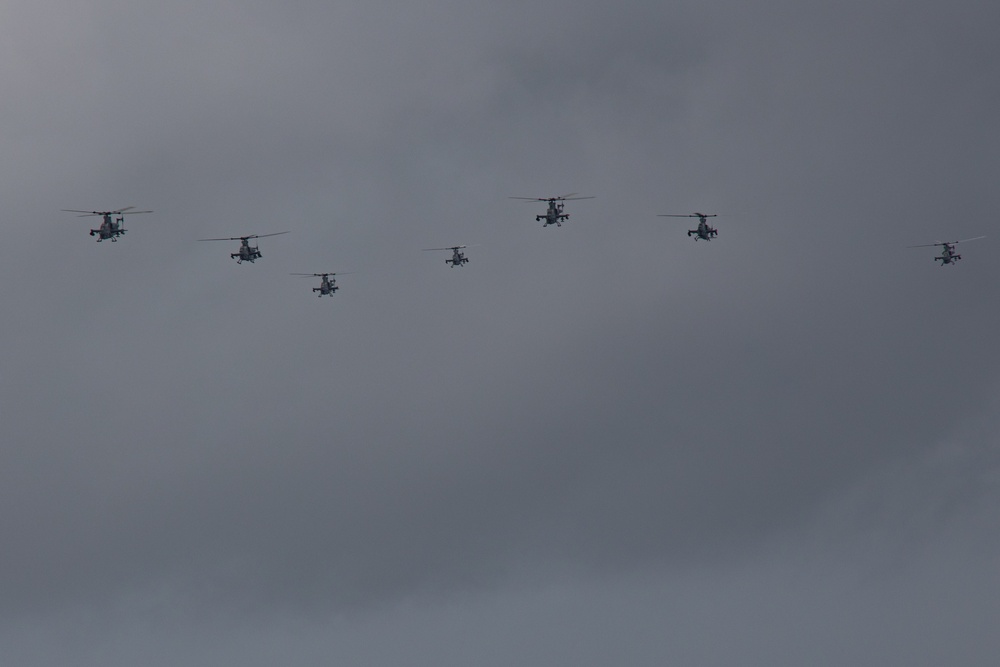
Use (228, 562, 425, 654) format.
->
(62, 206, 152, 242)
(907, 236, 985, 265)
(659, 212, 719, 240)
(510, 194, 594, 227)
(198, 231, 289, 264)
(423, 245, 471, 267)
(291, 272, 350, 296)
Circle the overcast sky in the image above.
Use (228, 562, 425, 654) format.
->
(1, 1, 999, 665)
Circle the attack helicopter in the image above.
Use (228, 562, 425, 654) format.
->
(510, 194, 594, 227)
(198, 231, 289, 264)
(423, 245, 471, 267)
(659, 212, 719, 241)
(290, 272, 350, 296)
(62, 206, 152, 242)
(907, 236, 985, 265)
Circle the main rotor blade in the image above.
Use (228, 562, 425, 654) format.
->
(511, 195, 593, 201)
(62, 207, 152, 216)
(199, 231, 290, 241)
(422, 245, 467, 251)
(62, 209, 108, 216)
(908, 235, 986, 248)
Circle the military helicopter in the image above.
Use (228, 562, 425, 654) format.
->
(907, 236, 985, 265)
(423, 245, 472, 267)
(659, 212, 719, 240)
(62, 206, 152, 242)
(510, 194, 594, 227)
(198, 231, 289, 264)
(290, 272, 350, 296)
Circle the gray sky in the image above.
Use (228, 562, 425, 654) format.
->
(1, 0, 999, 664)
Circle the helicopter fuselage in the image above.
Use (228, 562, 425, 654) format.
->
(446, 249, 468, 266)
(91, 214, 125, 242)
(936, 244, 960, 265)
(232, 240, 262, 264)
(687, 220, 717, 241)
(537, 201, 568, 227)
(313, 276, 338, 295)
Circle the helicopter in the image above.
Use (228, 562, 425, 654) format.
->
(423, 245, 471, 267)
(658, 212, 719, 240)
(197, 231, 289, 264)
(290, 272, 350, 296)
(907, 236, 985, 265)
(510, 194, 594, 227)
(62, 206, 152, 242)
